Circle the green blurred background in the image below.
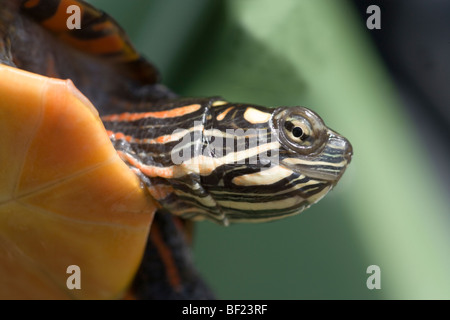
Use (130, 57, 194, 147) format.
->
(89, 0, 450, 299)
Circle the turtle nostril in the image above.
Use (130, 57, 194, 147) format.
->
(344, 140, 353, 164)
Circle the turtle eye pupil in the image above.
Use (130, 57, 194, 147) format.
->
(292, 126, 303, 138)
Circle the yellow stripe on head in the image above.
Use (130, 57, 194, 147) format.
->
(243, 107, 272, 124)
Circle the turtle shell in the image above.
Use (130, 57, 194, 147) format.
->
(0, 64, 156, 299)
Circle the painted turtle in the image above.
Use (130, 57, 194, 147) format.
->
(0, 0, 352, 299)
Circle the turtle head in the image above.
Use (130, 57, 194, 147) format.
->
(192, 103, 353, 224)
(106, 99, 352, 225)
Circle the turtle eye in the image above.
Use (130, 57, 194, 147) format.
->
(271, 107, 328, 155)
(283, 117, 311, 143)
